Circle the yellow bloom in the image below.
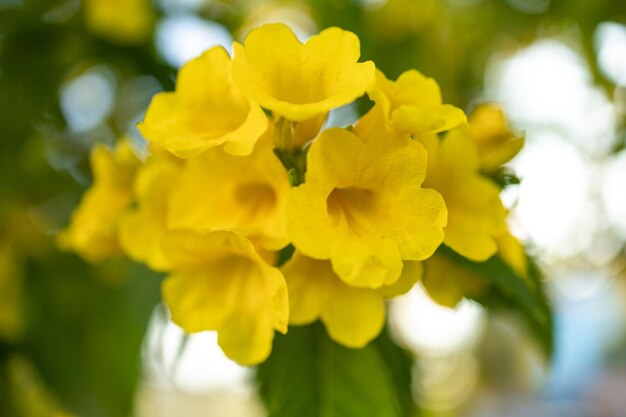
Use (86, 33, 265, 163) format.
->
(58, 140, 139, 262)
(168, 132, 290, 251)
(118, 147, 183, 271)
(368, 69, 466, 134)
(232, 23, 375, 121)
(161, 230, 288, 365)
(286, 127, 447, 289)
(421, 252, 489, 308)
(139, 47, 268, 158)
(282, 252, 422, 347)
(469, 104, 524, 172)
(83, 0, 154, 44)
(419, 128, 506, 261)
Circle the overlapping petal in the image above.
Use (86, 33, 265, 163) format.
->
(161, 230, 288, 365)
(282, 252, 421, 347)
(167, 132, 290, 250)
(118, 146, 183, 271)
(286, 127, 447, 288)
(368, 69, 466, 134)
(58, 140, 139, 262)
(139, 46, 268, 158)
(420, 127, 506, 261)
(469, 104, 524, 172)
(232, 24, 375, 121)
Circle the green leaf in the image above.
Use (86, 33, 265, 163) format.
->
(438, 246, 554, 358)
(21, 253, 162, 417)
(256, 322, 415, 417)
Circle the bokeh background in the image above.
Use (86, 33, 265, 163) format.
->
(1, 0, 626, 416)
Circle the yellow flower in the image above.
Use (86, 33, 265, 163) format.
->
(232, 23, 375, 121)
(168, 132, 290, 251)
(139, 46, 268, 158)
(282, 252, 422, 347)
(118, 146, 183, 271)
(368, 69, 466, 134)
(469, 104, 524, 172)
(421, 252, 489, 308)
(83, 0, 154, 44)
(161, 230, 288, 365)
(58, 140, 139, 262)
(286, 127, 447, 289)
(419, 128, 506, 261)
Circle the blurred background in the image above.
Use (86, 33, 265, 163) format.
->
(1, 0, 626, 416)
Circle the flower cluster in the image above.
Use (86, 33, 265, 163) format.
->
(61, 23, 524, 365)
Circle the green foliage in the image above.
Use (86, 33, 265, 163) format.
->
(20, 254, 162, 417)
(438, 246, 554, 358)
(256, 322, 415, 417)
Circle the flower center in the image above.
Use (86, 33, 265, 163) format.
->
(326, 186, 379, 231)
(234, 182, 277, 219)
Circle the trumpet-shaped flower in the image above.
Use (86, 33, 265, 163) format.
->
(139, 47, 268, 158)
(58, 140, 139, 262)
(419, 128, 506, 261)
(168, 133, 290, 250)
(286, 127, 447, 289)
(232, 23, 375, 121)
(368, 69, 466, 134)
(282, 252, 422, 347)
(161, 230, 288, 365)
(119, 147, 183, 271)
(469, 104, 524, 172)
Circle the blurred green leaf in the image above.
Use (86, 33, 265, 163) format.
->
(256, 322, 415, 417)
(438, 246, 554, 358)
(21, 253, 162, 417)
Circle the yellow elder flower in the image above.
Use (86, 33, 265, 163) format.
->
(161, 230, 288, 365)
(419, 128, 506, 261)
(58, 140, 139, 262)
(282, 252, 422, 347)
(469, 104, 524, 172)
(139, 46, 268, 158)
(118, 147, 183, 271)
(232, 23, 375, 121)
(368, 69, 466, 134)
(286, 127, 447, 289)
(421, 252, 489, 308)
(168, 132, 290, 251)
(83, 0, 154, 45)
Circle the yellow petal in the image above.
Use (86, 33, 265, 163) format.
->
(281, 253, 328, 325)
(286, 127, 447, 288)
(232, 24, 374, 121)
(378, 260, 422, 298)
(281, 252, 386, 348)
(368, 69, 466, 134)
(167, 133, 290, 250)
(58, 141, 139, 262)
(422, 253, 489, 308)
(330, 236, 403, 288)
(160, 230, 288, 365)
(322, 282, 385, 348)
(118, 152, 182, 271)
(139, 47, 267, 158)
(422, 128, 506, 261)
